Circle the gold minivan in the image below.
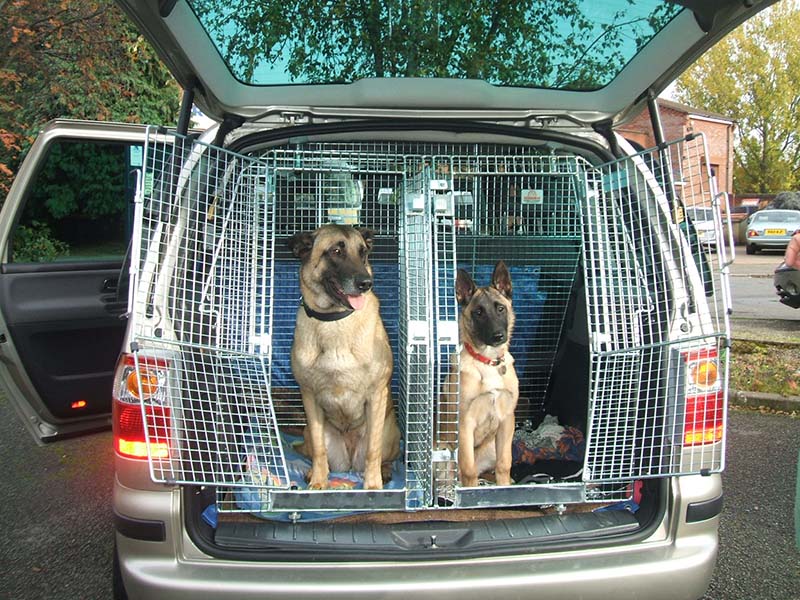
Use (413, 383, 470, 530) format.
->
(0, 1, 773, 598)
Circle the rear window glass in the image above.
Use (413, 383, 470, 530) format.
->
(187, 0, 681, 90)
(752, 211, 800, 223)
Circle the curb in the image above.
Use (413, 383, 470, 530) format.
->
(729, 389, 800, 413)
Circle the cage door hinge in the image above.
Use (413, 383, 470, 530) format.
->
(250, 333, 271, 355)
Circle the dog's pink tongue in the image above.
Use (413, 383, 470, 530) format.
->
(347, 294, 367, 310)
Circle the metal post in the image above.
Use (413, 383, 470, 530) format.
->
(176, 86, 194, 136)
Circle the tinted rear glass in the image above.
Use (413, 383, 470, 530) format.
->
(187, 0, 681, 89)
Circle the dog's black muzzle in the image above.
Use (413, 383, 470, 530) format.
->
(473, 317, 509, 348)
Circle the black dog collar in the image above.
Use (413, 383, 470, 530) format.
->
(301, 299, 354, 322)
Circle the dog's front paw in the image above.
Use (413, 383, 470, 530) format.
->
(460, 474, 479, 488)
(363, 469, 384, 490)
(495, 472, 512, 486)
(306, 466, 329, 490)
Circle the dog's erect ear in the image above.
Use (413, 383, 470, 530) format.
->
(356, 227, 375, 253)
(456, 269, 477, 306)
(491, 261, 512, 299)
(288, 231, 315, 261)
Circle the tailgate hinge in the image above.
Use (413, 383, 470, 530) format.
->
(280, 111, 309, 125)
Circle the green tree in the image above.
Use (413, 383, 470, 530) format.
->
(674, 2, 800, 194)
(192, 0, 677, 88)
(0, 0, 181, 197)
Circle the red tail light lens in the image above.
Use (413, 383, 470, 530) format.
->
(682, 348, 724, 446)
(114, 402, 171, 459)
(683, 390, 724, 446)
(113, 354, 171, 460)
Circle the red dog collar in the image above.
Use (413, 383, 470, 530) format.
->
(464, 342, 504, 367)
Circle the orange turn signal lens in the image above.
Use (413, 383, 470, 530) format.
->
(689, 359, 719, 389)
(125, 368, 161, 400)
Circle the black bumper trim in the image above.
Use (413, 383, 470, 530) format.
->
(114, 511, 166, 542)
(686, 494, 724, 523)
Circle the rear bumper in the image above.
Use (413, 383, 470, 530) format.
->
(747, 234, 791, 248)
(114, 475, 722, 600)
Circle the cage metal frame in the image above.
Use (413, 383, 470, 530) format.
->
(129, 128, 731, 515)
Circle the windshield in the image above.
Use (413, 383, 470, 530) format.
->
(187, 0, 681, 89)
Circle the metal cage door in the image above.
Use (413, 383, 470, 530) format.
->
(581, 133, 731, 483)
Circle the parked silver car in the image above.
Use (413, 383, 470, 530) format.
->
(745, 208, 800, 254)
(0, 1, 773, 599)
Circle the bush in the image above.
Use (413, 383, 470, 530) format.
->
(13, 221, 70, 262)
(769, 191, 800, 210)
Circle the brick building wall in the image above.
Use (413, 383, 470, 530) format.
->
(616, 98, 735, 200)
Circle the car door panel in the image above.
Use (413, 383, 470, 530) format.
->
(0, 265, 125, 420)
(0, 120, 148, 442)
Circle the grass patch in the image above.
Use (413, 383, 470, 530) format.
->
(728, 339, 800, 397)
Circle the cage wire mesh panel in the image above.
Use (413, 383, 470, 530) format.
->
(131, 127, 289, 491)
(264, 146, 403, 427)
(581, 133, 730, 484)
(451, 154, 585, 419)
(130, 133, 727, 514)
(398, 157, 437, 507)
(427, 153, 587, 505)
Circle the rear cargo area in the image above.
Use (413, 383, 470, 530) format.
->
(128, 128, 728, 551)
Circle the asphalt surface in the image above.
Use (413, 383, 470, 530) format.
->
(0, 421, 114, 599)
(726, 251, 800, 413)
(702, 409, 800, 600)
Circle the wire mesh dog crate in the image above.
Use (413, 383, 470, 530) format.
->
(128, 127, 731, 517)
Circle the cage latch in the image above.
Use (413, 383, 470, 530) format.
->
(437, 320, 459, 345)
(407, 320, 429, 345)
(405, 192, 425, 214)
(430, 179, 454, 216)
(431, 448, 454, 462)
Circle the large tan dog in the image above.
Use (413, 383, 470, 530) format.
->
(289, 224, 401, 490)
(450, 261, 519, 487)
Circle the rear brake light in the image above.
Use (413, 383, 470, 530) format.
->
(113, 353, 171, 460)
(682, 348, 724, 446)
(114, 402, 171, 459)
(683, 391, 724, 445)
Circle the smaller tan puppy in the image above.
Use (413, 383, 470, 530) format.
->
(289, 224, 401, 490)
(453, 261, 519, 487)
